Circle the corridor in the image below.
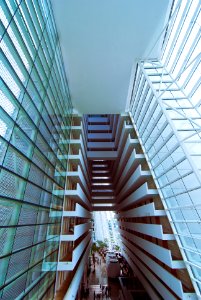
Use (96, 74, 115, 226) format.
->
(84, 252, 121, 300)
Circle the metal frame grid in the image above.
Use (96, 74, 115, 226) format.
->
(129, 0, 201, 296)
(0, 0, 72, 299)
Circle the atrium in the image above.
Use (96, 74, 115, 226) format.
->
(0, 0, 201, 299)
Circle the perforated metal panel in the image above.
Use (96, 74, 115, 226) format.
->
(1, 273, 27, 300)
(28, 163, 45, 187)
(12, 226, 35, 251)
(3, 146, 29, 177)
(24, 182, 41, 205)
(18, 205, 38, 225)
(10, 128, 32, 158)
(6, 248, 31, 281)
(0, 169, 25, 199)
(0, 0, 72, 298)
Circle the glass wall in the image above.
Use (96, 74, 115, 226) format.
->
(129, 0, 201, 296)
(0, 0, 72, 299)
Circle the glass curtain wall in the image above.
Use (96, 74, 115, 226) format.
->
(129, 0, 201, 296)
(0, 0, 72, 299)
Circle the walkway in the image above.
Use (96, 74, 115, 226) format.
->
(85, 253, 121, 300)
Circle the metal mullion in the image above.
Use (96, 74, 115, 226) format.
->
(36, 279, 56, 300)
(44, 14, 57, 54)
(41, 19, 54, 59)
(180, 129, 201, 143)
(32, 9, 56, 76)
(159, 170, 193, 189)
(181, 55, 201, 90)
(0, 51, 27, 104)
(170, 220, 201, 224)
(130, 66, 142, 113)
(0, 80, 63, 177)
(47, 67, 65, 119)
(176, 233, 201, 242)
(23, 273, 55, 300)
(4, 2, 36, 62)
(2, 135, 62, 188)
(28, 0, 45, 35)
(45, 0, 59, 45)
(164, 0, 192, 68)
(179, 245, 201, 256)
(1, 123, 63, 193)
(51, 48, 71, 113)
(33, 0, 48, 27)
(0, 195, 61, 211)
(134, 81, 149, 123)
(16, 14, 52, 131)
(154, 156, 185, 179)
(152, 142, 182, 170)
(37, 0, 49, 21)
(26, 56, 67, 165)
(142, 62, 201, 165)
(50, 62, 67, 113)
(19, 1, 40, 49)
(132, 72, 144, 117)
(40, 30, 52, 67)
(13, 1, 48, 72)
(148, 130, 174, 160)
(139, 98, 158, 137)
(0, 0, 69, 296)
(1, 43, 48, 135)
(0, 104, 20, 182)
(143, 115, 165, 150)
(52, 53, 66, 100)
(35, 39, 67, 135)
(35, 46, 50, 84)
(0, 80, 62, 175)
(48, 67, 64, 116)
(0, 230, 59, 261)
(163, 98, 201, 129)
(1, 165, 55, 196)
(166, 204, 201, 210)
(137, 90, 153, 129)
(0, 103, 27, 289)
(56, 44, 72, 107)
(0, 246, 58, 292)
(34, 61, 66, 150)
(143, 110, 164, 146)
(23, 0, 45, 45)
(155, 65, 170, 96)
(28, 201, 54, 285)
(171, 5, 201, 74)
(188, 77, 201, 100)
(1, 221, 61, 229)
(163, 65, 200, 127)
(161, 3, 179, 58)
(178, 33, 200, 83)
(0, 0, 23, 42)
(2, 31, 32, 86)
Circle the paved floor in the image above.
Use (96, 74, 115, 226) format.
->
(86, 253, 121, 300)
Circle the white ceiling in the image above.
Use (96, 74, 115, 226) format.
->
(51, 0, 172, 114)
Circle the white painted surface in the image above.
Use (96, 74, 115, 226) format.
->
(51, 0, 172, 113)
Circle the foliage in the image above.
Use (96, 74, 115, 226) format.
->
(96, 240, 108, 249)
(113, 244, 120, 251)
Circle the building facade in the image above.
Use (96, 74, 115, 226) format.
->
(0, 0, 72, 299)
(0, 0, 200, 299)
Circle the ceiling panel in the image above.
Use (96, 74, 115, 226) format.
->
(51, 0, 172, 113)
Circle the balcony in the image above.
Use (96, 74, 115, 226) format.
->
(60, 222, 91, 241)
(57, 233, 91, 270)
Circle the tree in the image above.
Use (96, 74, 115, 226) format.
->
(91, 242, 98, 253)
(96, 240, 108, 249)
(113, 244, 120, 251)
